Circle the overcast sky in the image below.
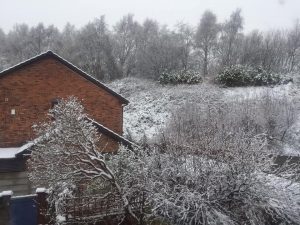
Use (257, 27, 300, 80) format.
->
(0, 0, 299, 33)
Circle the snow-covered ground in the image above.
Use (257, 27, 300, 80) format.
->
(109, 77, 221, 140)
(224, 82, 300, 156)
(108, 77, 300, 155)
(224, 82, 295, 100)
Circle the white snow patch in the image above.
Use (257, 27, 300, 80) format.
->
(0, 190, 13, 197)
(12, 194, 36, 199)
(36, 188, 48, 193)
(223, 83, 293, 101)
(56, 215, 66, 222)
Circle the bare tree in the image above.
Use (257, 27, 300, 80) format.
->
(5, 24, 33, 65)
(195, 10, 219, 76)
(76, 16, 120, 81)
(0, 28, 7, 70)
(29, 23, 61, 54)
(28, 97, 139, 223)
(58, 23, 79, 63)
(261, 31, 286, 72)
(175, 23, 195, 70)
(2, 12, 300, 79)
(286, 20, 300, 72)
(239, 30, 264, 67)
(136, 21, 183, 78)
(219, 9, 243, 67)
(135, 19, 160, 78)
(113, 14, 141, 77)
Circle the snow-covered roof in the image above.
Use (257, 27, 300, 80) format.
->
(88, 118, 138, 149)
(0, 50, 129, 105)
(0, 119, 135, 159)
(0, 142, 34, 159)
(36, 188, 48, 194)
(0, 190, 13, 197)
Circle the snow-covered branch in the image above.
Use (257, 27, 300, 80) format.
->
(28, 97, 139, 224)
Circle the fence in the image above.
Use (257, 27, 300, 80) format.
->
(63, 192, 145, 224)
(0, 188, 145, 225)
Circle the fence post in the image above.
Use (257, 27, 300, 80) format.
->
(36, 188, 49, 225)
(0, 190, 13, 225)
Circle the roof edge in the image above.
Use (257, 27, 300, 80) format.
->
(5, 119, 137, 157)
(88, 118, 138, 149)
(0, 50, 129, 105)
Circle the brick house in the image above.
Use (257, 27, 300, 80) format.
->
(0, 51, 131, 195)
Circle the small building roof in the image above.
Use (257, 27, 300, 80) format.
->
(88, 118, 137, 149)
(0, 119, 135, 161)
(0, 51, 129, 105)
(0, 142, 34, 159)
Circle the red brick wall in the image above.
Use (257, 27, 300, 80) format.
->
(0, 57, 124, 148)
(98, 135, 119, 153)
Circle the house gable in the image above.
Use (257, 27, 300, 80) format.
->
(0, 51, 128, 105)
(0, 51, 128, 148)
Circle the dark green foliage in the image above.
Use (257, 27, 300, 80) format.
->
(159, 70, 202, 85)
(216, 65, 292, 87)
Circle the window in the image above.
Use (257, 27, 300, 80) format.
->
(11, 109, 16, 115)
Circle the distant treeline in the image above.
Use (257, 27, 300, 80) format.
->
(0, 9, 300, 81)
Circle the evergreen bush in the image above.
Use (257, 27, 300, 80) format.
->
(216, 65, 291, 87)
(159, 70, 202, 85)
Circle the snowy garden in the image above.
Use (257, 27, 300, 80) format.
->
(109, 76, 300, 157)
(25, 75, 300, 225)
(2, 5, 300, 225)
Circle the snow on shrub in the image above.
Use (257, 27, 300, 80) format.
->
(28, 97, 140, 224)
(159, 70, 202, 85)
(145, 102, 300, 225)
(216, 65, 292, 87)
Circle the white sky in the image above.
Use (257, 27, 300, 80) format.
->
(0, 0, 299, 33)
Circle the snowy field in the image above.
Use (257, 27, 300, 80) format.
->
(108, 77, 300, 155)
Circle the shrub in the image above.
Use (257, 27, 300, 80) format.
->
(149, 98, 299, 225)
(159, 70, 202, 85)
(253, 67, 282, 86)
(216, 65, 291, 87)
(162, 92, 295, 153)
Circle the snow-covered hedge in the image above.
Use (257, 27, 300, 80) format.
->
(217, 65, 292, 87)
(159, 70, 202, 85)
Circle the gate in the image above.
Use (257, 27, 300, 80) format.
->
(10, 195, 37, 225)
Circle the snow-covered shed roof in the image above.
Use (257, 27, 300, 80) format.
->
(0, 119, 135, 160)
(0, 51, 129, 105)
(0, 142, 34, 159)
(89, 118, 137, 149)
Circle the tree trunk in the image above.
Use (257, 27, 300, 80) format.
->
(203, 46, 208, 76)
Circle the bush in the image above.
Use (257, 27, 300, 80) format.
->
(150, 98, 299, 225)
(163, 92, 295, 153)
(216, 65, 291, 87)
(159, 70, 202, 85)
